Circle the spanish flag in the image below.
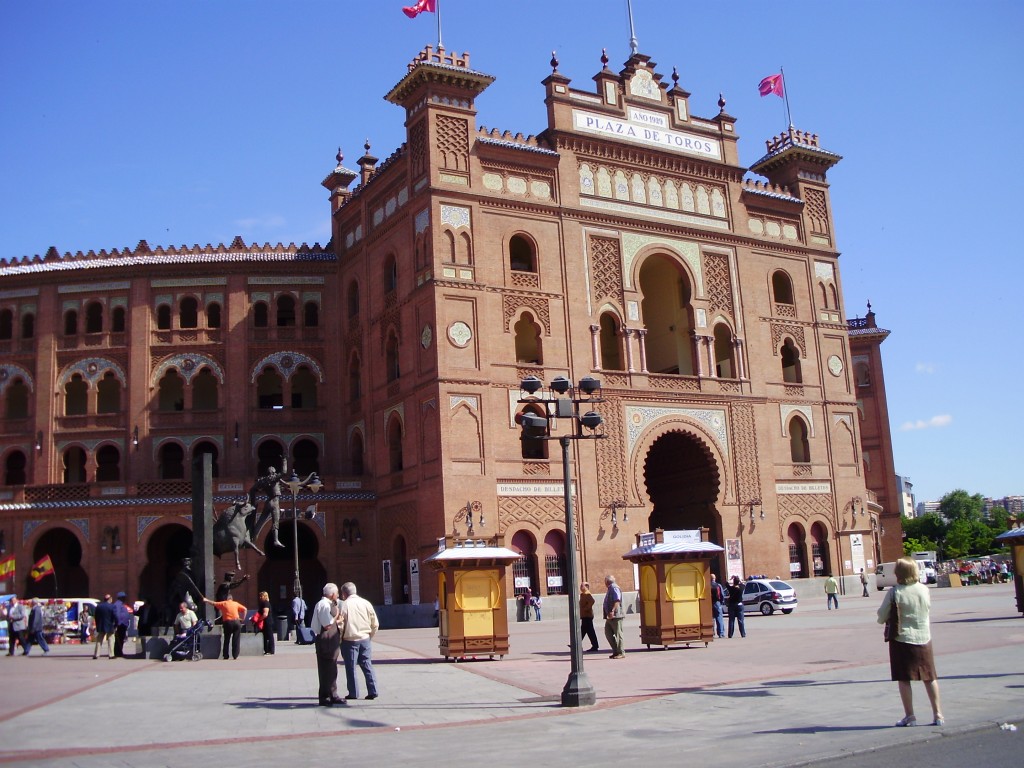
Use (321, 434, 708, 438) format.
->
(30, 555, 55, 582)
(0, 555, 15, 580)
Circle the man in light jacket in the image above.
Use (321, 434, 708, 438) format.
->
(338, 582, 379, 700)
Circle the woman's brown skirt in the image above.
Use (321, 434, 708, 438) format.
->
(889, 639, 937, 681)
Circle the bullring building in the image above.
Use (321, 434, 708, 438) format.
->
(0, 43, 899, 615)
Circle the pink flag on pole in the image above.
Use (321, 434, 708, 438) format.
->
(402, 0, 436, 18)
(758, 73, 784, 98)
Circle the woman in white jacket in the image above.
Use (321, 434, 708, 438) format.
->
(877, 557, 944, 727)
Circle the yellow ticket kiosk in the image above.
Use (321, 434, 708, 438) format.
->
(424, 535, 521, 661)
(622, 529, 724, 649)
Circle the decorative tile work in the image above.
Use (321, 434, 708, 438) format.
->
(151, 278, 227, 288)
(57, 357, 128, 388)
(440, 205, 471, 229)
(589, 235, 624, 307)
(0, 364, 33, 395)
(58, 282, 130, 294)
(415, 208, 430, 234)
(66, 518, 90, 542)
(780, 404, 814, 437)
(136, 515, 162, 540)
(152, 352, 225, 385)
(247, 276, 325, 285)
(449, 395, 479, 412)
(704, 252, 734, 318)
(625, 405, 728, 457)
(249, 351, 324, 383)
(621, 233, 703, 293)
(502, 295, 550, 336)
(22, 519, 45, 543)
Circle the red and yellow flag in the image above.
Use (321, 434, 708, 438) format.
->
(0, 555, 15, 580)
(402, 0, 436, 18)
(30, 555, 55, 582)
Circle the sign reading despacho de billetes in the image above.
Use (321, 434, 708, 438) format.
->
(573, 109, 721, 161)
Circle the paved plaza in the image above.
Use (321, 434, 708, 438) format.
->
(0, 584, 1021, 767)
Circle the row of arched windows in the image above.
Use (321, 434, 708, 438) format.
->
(0, 309, 34, 340)
(771, 270, 839, 312)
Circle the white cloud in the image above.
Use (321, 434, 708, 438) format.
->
(233, 214, 287, 231)
(915, 362, 936, 374)
(899, 414, 952, 431)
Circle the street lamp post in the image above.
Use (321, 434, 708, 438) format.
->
(283, 470, 322, 601)
(518, 374, 605, 708)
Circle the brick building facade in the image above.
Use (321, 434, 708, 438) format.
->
(0, 44, 899, 617)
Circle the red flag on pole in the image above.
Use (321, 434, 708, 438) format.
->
(30, 555, 55, 582)
(758, 73, 784, 98)
(402, 0, 436, 18)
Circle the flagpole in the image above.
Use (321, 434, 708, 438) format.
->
(781, 66, 794, 128)
(437, 0, 443, 49)
(626, 0, 639, 55)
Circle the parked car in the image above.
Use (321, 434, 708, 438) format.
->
(729, 578, 798, 615)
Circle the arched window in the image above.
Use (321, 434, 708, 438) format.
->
(276, 294, 296, 327)
(787, 522, 807, 579)
(179, 297, 198, 329)
(347, 281, 360, 318)
(383, 255, 398, 294)
(518, 404, 548, 460)
(63, 446, 87, 483)
(3, 451, 27, 486)
(64, 309, 79, 336)
(599, 313, 623, 371)
(855, 361, 871, 387)
(713, 323, 735, 378)
(110, 307, 125, 333)
(509, 235, 536, 272)
(514, 312, 542, 364)
(206, 302, 222, 329)
(788, 416, 810, 464)
(0, 309, 12, 340)
(256, 367, 284, 409)
(95, 445, 121, 482)
(291, 366, 318, 409)
(385, 331, 400, 382)
(85, 301, 103, 334)
(192, 368, 219, 411)
(65, 373, 88, 416)
(96, 371, 121, 414)
(772, 271, 794, 305)
(350, 431, 365, 476)
(256, 439, 286, 477)
(5, 378, 29, 419)
(810, 522, 829, 577)
(21, 312, 35, 339)
(781, 338, 802, 384)
(156, 305, 171, 330)
(193, 441, 220, 478)
(303, 301, 319, 328)
(639, 254, 696, 375)
(349, 355, 362, 400)
(829, 284, 839, 311)
(387, 414, 404, 472)
(157, 370, 185, 412)
(293, 438, 320, 476)
(158, 443, 186, 480)
(253, 302, 269, 328)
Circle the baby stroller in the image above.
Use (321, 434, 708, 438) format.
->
(163, 619, 212, 662)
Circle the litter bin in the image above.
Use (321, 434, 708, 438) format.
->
(275, 615, 289, 642)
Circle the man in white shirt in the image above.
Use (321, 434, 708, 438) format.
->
(310, 583, 342, 707)
(339, 582, 379, 701)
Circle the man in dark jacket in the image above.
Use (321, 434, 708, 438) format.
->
(92, 594, 117, 659)
(113, 592, 132, 657)
(25, 598, 50, 655)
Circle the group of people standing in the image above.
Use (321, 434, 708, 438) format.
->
(1, 592, 132, 659)
(709, 574, 746, 638)
(2, 596, 53, 655)
(311, 581, 379, 706)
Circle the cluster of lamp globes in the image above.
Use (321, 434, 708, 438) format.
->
(518, 375, 605, 437)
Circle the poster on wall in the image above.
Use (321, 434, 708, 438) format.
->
(850, 534, 866, 577)
(725, 538, 744, 582)
(409, 558, 420, 605)
(382, 559, 393, 606)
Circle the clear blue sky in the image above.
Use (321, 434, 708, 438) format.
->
(2, 1, 1022, 507)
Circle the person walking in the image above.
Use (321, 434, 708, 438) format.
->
(92, 594, 117, 659)
(825, 574, 840, 610)
(532, 593, 542, 621)
(310, 583, 343, 707)
(203, 593, 247, 660)
(579, 583, 599, 652)
(291, 590, 307, 634)
(603, 574, 625, 658)
(6, 596, 28, 656)
(257, 591, 275, 655)
(24, 598, 50, 655)
(860, 568, 870, 597)
(113, 592, 132, 657)
(877, 557, 944, 727)
(726, 576, 746, 638)
(710, 573, 726, 638)
(338, 581, 379, 700)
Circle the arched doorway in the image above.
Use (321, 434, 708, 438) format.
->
(510, 530, 538, 597)
(27, 527, 87, 598)
(542, 530, 567, 596)
(257, 522, 326, 618)
(787, 522, 808, 579)
(138, 523, 193, 625)
(391, 535, 410, 604)
(643, 431, 722, 535)
(810, 522, 830, 577)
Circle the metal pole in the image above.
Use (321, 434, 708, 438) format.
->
(292, 489, 301, 600)
(560, 435, 596, 707)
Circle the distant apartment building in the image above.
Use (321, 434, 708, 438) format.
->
(895, 475, 915, 518)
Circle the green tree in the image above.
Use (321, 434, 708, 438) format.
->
(939, 489, 985, 523)
(902, 513, 946, 552)
(903, 536, 939, 557)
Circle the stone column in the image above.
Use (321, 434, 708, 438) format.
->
(636, 329, 648, 373)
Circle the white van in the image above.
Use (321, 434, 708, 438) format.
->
(875, 562, 899, 590)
